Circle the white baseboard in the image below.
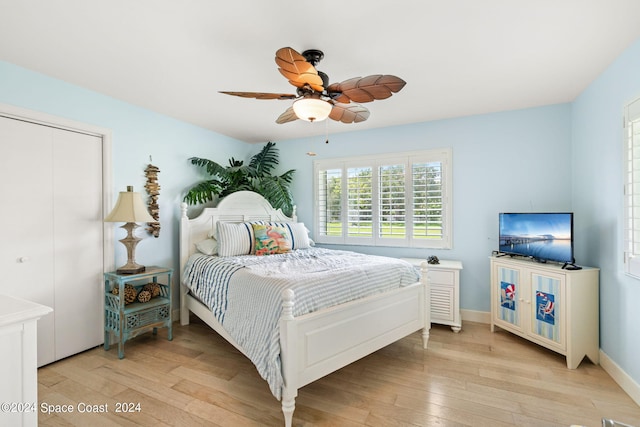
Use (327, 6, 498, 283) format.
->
(461, 309, 491, 324)
(600, 349, 640, 406)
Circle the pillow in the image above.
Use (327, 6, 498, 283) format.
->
(195, 238, 218, 256)
(252, 224, 292, 255)
(250, 221, 311, 250)
(216, 221, 255, 256)
(283, 222, 312, 250)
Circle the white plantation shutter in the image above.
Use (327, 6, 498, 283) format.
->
(412, 160, 444, 241)
(317, 168, 342, 241)
(347, 166, 373, 239)
(314, 149, 452, 248)
(624, 97, 640, 277)
(379, 163, 406, 241)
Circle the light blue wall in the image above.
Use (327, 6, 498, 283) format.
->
(572, 37, 640, 383)
(276, 104, 573, 313)
(0, 60, 252, 305)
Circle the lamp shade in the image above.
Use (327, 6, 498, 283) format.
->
(292, 98, 332, 122)
(104, 186, 155, 223)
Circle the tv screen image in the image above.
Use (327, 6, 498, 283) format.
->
(499, 212, 574, 264)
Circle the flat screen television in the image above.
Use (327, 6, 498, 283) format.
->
(498, 212, 574, 264)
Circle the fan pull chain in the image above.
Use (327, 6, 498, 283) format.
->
(325, 117, 329, 144)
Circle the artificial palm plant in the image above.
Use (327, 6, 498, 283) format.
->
(183, 142, 296, 217)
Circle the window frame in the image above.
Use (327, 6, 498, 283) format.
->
(624, 96, 640, 278)
(313, 148, 453, 249)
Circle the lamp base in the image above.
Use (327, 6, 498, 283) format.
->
(116, 222, 146, 275)
(116, 263, 146, 275)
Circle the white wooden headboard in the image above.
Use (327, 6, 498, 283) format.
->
(179, 191, 296, 277)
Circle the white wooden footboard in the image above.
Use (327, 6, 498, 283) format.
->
(279, 265, 430, 427)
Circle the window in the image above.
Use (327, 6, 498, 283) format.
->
(314, 148, 452, 248)
(624, 97, 640, 278)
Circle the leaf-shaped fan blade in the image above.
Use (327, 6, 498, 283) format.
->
(329, 103, 370, 124)
(275, 47, 324, 92)
(326, 75, 406, 104)
(276, 106, 299, 124)
(219, 91, 297, 100)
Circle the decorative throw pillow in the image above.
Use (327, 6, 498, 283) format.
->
(216, 221, 254, 256)
(249, 221, 311, 250)
(252, 224, 292, 255)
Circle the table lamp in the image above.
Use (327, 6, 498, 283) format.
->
(105, 186, 155, 274)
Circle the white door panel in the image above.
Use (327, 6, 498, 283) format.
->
(52, 129, 103, 360)
(0, 117, 56, 365)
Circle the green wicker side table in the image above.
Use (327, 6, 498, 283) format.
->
(104, 266, 173, 359)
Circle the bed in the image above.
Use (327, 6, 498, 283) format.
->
(179, 191, 431, 426)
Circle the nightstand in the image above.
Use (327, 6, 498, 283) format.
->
(104, 266, 173, 358)
(401, 258, 463, 333)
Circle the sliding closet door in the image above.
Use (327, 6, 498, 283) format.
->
(0, 116, 56, 365)
(52, 127, 104, 360)
(0, 115, 104, 366)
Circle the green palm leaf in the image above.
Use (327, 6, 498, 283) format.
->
(257, 174, 296, 217)
(188, 157, 228, 178)
(182, 179, 224, 205)
(249, 141, 279, 177)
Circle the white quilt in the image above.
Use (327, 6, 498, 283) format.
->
(182, 247, 419, 399)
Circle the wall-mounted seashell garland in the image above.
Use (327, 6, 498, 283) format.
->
(144, 164, 161, 237)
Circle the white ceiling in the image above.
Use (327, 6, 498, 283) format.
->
(1, 1, 640, 143)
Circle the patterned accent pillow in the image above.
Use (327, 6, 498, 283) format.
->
(252, 224, 292, 256)
(249, 221, 311, 250)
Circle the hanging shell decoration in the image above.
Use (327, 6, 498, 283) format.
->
(145, 164, 161, 237)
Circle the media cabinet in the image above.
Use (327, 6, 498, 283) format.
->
(490, 255, 599, 369)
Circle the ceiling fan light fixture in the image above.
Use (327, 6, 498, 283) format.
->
(292, 98, 332, 122)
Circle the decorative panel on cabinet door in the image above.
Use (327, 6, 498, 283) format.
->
(491, 263, 524, 334)
(525, 269, 566, 352)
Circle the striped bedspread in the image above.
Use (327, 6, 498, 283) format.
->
(182, 247, 419, 399)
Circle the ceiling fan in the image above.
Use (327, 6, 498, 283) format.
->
(220, 47, 406, 124)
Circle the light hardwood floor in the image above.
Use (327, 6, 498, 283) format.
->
(37, 318, 640, 427)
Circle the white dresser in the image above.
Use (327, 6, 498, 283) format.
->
(401, 258, 463, 332)
(0, 295, 52, 427)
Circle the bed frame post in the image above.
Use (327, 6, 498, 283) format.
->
(420, 261, 431, 349)
(279, 289, 297, 427)
(180, 202, 191, 326)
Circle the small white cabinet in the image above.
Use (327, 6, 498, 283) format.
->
(402, 258, 462, 332)
(0, 295, 52, 427)
(490, 256, 599, 369)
